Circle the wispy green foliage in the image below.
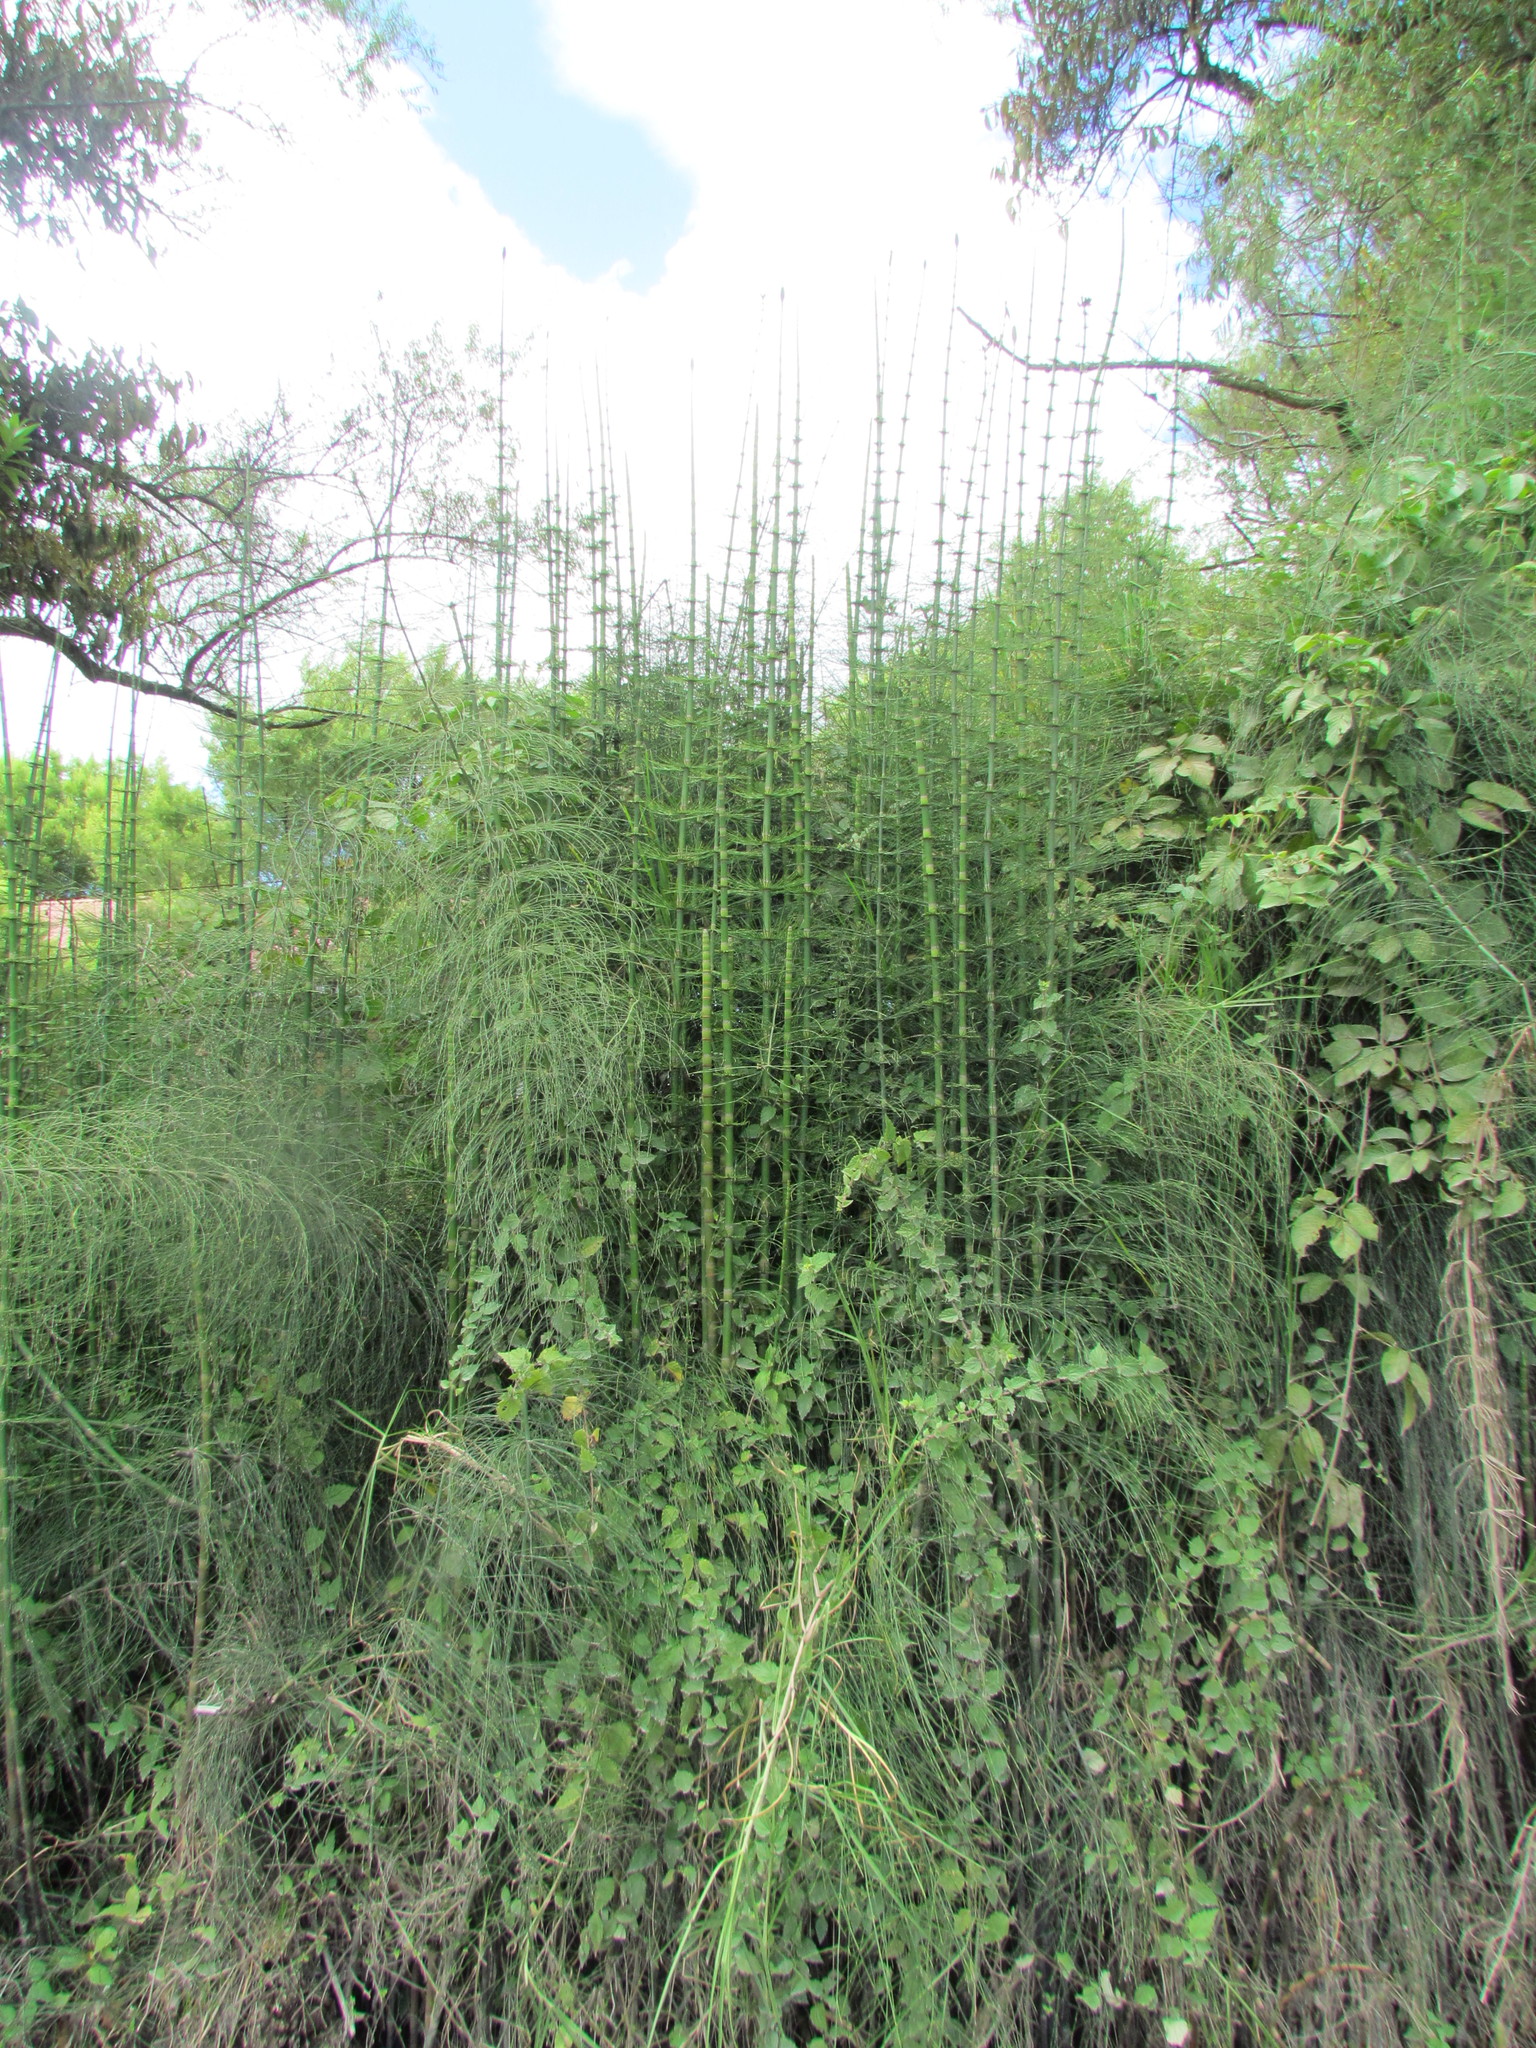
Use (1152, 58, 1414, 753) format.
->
(4, 5, 1536, 2035)
(1, 389, 1531, 2041)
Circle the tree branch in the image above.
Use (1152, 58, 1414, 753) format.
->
(0, 616, 243, 717)
(178, 542, 389, 699)
(0, 617, 338, 729)
(959, 311, 1361, 450)
(1186, 39, 1264, 104)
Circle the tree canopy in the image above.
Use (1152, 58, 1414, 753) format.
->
(996, 0, 1536, 192)
(0, 310, 480, 721)
(0, 0, 417, 243)
(0, 0, 485, 729)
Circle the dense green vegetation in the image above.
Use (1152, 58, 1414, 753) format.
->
(5, 0, 1536, 2042)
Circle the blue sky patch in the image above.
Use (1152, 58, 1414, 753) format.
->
(408, 0, 692, 288)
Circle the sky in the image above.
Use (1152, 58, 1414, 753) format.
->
(2, 0, 1205, 778)
(406, 0, 692, 288)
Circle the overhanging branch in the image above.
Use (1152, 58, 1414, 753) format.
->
(959, 311, 1361, 450)
(0, 616, 241, 717)
(0, 618, 337, 729)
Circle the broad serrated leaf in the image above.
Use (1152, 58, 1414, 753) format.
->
(1341, 1200, 1378, 1240)
(1291, 1208, 1329, 1254)
(1329, 1221, 1363, 1260)
(1491, 1178, 1527, 1218)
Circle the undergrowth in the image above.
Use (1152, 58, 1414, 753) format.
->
(5, 17, 1536, 2040)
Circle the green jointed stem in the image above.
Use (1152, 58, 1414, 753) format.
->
(794, 594, 814, 1277)
(718, 879, 737, 1366)
(618, 473, 645, 1334)
(0, 1282, 35, 1927)
(913, 733, 945, 1180)
(0, 675, 35, 1911)
(758, 424, 781, 1276)
(668, 511, 700, 1142)
(948, 381, 995, 1251)
(699, 920, 717, 1363)
(981, 456, 1011, 1311)
(493, 255, 513, 696)
(1, 689, 22, 1124)
(780, 411, 807, 1286)
(183, 1248, 215, 1790)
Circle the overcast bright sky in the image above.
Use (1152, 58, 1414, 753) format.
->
(3, 0, 1202, 777)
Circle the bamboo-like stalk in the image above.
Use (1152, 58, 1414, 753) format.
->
(108, 687, 143, 1059)
(545, 460, 567, 714)
(121, 692, 141, 936)
(443, 1068, 464, 1350)
(98, 706, 120, 1075)
(946, 370, 996, 1258)
(865, 333, 919, 1133)
(980, 392, 1016, 1313)
(718, 871, 737, 1366)
(0, 1281, 36, 1929)
(794, 580, 815, 1280)
(758, 412, 782, 1284)
(866, 402, 891, 1127)
(1018, 273, 1071, 954)
(668, 448, 701, 1150)
(617, 462, 646, 1332)
(182, 1246, 216, 1814)
(248, 631, 266, 975)
(1058, 270, 1123, 1043)
(699, 920, 717, 1363)
(913, 733, 945, 1177)
(227, 468, 262, 995)
(779, 393, 806, 1293)
(8, 682, 55, 1088)
(587, 424, 610, 730)
(918, 312, 957, 1209)
(1040, 393, 1076, 996)
(1, 673, 26, 1122)
(493, 250, 514, 697)
(0, 673, 37, 1918)
(1027, 299, 1083, 1308)
(1018, 298, 1073, 1689)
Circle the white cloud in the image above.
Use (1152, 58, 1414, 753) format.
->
(2, 0, 1203, 779)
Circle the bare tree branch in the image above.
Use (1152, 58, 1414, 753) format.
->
(177, 542, 390, 701)
(959, 310, 1361, 450)
(0, 616, 243, 716)
(0, 617, 338, 728)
